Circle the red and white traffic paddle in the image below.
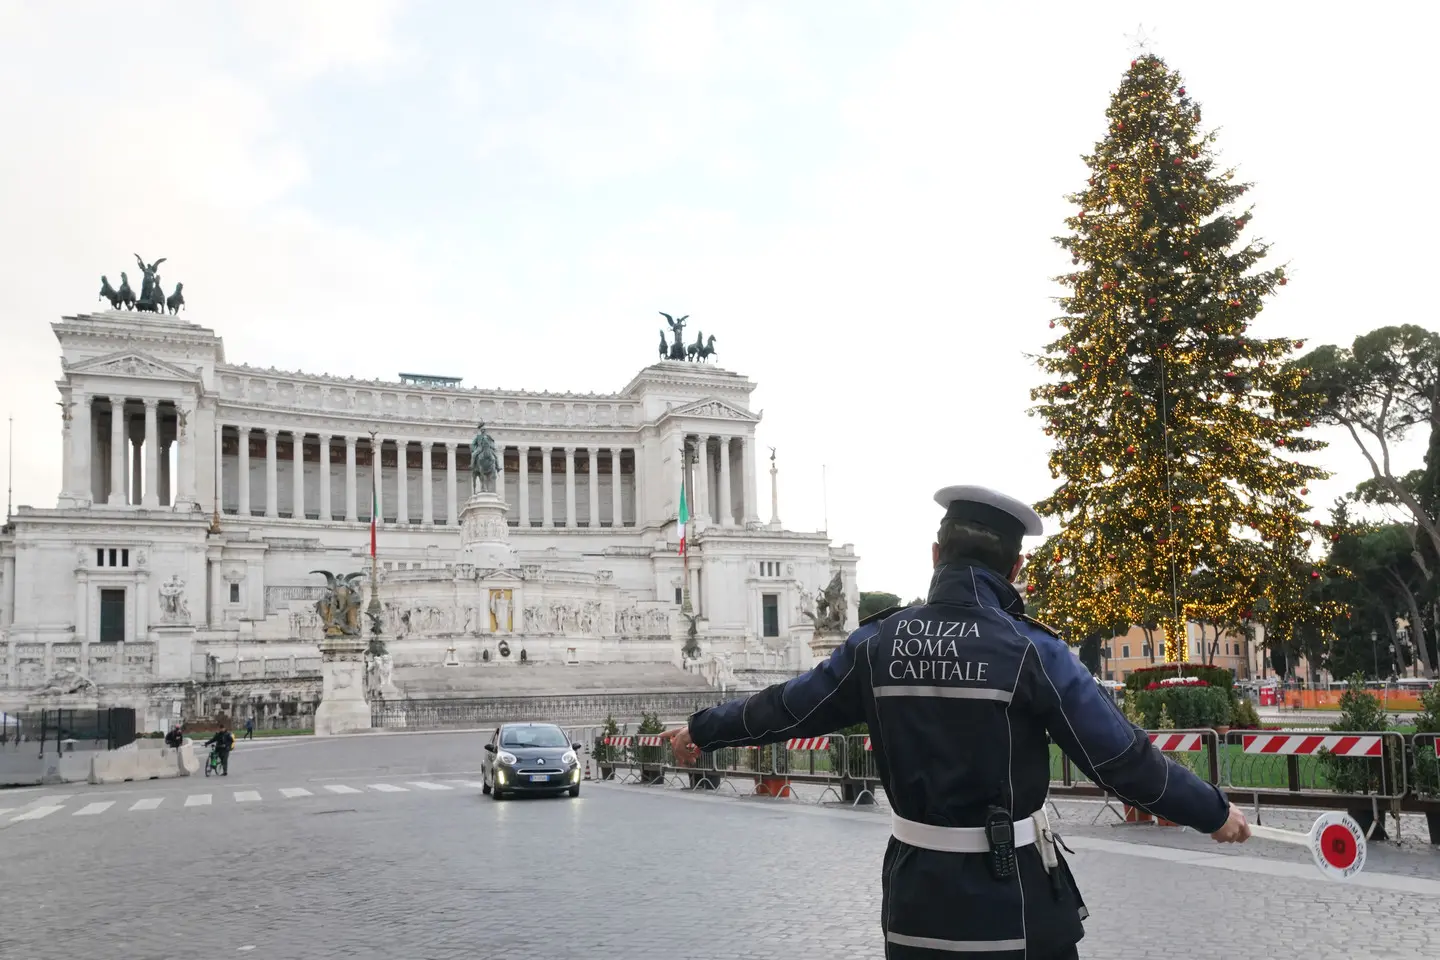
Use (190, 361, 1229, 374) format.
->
(1248, 811, 1367, 882)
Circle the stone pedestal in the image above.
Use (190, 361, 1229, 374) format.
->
(314, 636, 372, 737)
(151, 623, 197, 681)
(458, 491, 519, 570)
(808, 631, 847, 667)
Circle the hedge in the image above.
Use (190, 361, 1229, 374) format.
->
(1132, 685, 1232, 729)
(1124, 662, 1235, 695)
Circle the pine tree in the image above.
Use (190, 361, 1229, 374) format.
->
(1027, 54, 1327, 662)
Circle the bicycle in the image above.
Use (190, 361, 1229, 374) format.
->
(204, 747, 224, 777)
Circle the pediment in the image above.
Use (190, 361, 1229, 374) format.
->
(664, 396, 759, 424)
(66, 350, 199, 382)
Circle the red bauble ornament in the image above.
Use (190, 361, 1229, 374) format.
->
(1310, 571, 1320, 580)
(1126, 445, 1136, 454)
(1183, 250, 1191, 257)
(1313, 520, 1322, 528)
(1178, 87, 1186, 95)
(1049, 321, 1056, 328)
(1123, 390, 1132, 397)
(1173, 157, 1183, 166)
(1171, 505, 1182, 513)
(1131, 59, 1137, 67)
(1279, 278, 1288, 286)
(1147, 297, 1157, 306)
(1225, 371, 1236, 378)
(1068, 346, 1078, 355)
(1071, 258, 1079, 265)
(1108, 163, 1118, 171)
(1331, 534, 1341, 542)
(1293, 340, 1304, 348)
(1300, 487, 1309, 495)
(1026, 584, 1036, 594)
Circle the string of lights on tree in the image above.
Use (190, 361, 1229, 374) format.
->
(1024, 54, 1342, 662)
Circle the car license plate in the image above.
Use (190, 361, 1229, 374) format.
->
(530, 774, 550, 782)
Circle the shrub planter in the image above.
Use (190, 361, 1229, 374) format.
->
(756, 776, 792, 797)
(597, 764, 616, 781)
(1348, 806, 1388, 842)
(841, 780, 875, 805)
(639, 767, 665, 785)
(687, 771, 718, 791)
(1426, 810, 1440, 846)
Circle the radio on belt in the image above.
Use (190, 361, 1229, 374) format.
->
(983, 806, 1017, 881)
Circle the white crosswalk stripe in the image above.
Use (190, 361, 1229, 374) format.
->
(444, 781, 488, 789)
(405, 781, 452, 791)
(0, 808, 14, 817)
(130, 798, 164, 811)
(234, 791, 262, 802)
(11, 805, 64, 821)
(74, 802, 115, 817)
(368, 783, 408, 792)
(185, 794, 212, 807)
(323, 784, 362, 794)
(279, 787, 313, 798)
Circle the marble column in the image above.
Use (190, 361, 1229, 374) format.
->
(634, 439, 646, 529)
(71, 389, 92, 502)
(264, 428, 279, 517)
(421, 441, 434, 525)
(345, 436, 358, 522)
(564, 446, 577, 529)
(718, 436, 733, 527)
(497, 444, 507, 508)
(541, 446, 554, 527)
(609, 448, 623, 527)
(176, 402, 196, 507)
(518, 445, 530, 526)
(319, 435, 332, 520)
(213, 420, 223, 516)
(741, 436, 759, 525)
(694, 434, 710, 524)
(142, 400, 160, 507)
(238, 427, 251, 516)
(445, 442, 458, 524)
(371, 437, 384, 522)
(291, 432, 305, 519)
(74, 573, 88, 641)
(108, 400, 126, 505)
(587, 448, 600, 527)
(395, 440, 409, 524)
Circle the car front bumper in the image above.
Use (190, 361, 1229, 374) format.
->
(495, 766, 581, 792)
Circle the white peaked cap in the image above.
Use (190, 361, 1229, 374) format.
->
(933, 485, 1044, 538)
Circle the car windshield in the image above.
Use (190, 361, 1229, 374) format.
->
(500, 726, 569, 748)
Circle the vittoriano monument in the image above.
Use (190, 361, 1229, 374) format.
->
(459, 421, 519, 569)
(471, 421, 499, 494)
(656, 312, 717, 363)
(312, 570, 372, 736)
(98, 254, 186, 315)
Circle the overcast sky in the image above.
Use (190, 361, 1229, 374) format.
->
(0, 1, 1433, 598)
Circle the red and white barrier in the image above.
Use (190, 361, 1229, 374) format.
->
(636, 735, 666, 747)
(786, 737, 830, 750)
(864, 737, 873, 751)
(603, 735, 632, 746)
(1149, 733, 1203, 752)
(1241, 734, 1382, 757)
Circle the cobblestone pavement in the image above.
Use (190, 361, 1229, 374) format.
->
(2, 732, 1437, 959)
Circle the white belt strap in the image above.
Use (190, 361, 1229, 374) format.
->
(891, 812, 1038, 853)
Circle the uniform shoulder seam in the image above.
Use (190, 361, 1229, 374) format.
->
(1015, 612, 1064, 640)
(858, 604, 908, 627)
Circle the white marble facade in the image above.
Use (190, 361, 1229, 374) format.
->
(0, 310, 859, 713)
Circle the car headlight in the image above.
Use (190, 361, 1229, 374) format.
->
(561, 751, 577, 765)
(497, 751, 518, 765)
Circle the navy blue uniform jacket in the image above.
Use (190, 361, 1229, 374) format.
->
(687, 563, 1231, 959)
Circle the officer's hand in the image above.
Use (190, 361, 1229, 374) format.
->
(1210, 803, 1251, 843)
(660, 726, 700, 766)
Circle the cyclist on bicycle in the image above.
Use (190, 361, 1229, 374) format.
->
(204, 726, 235, 776)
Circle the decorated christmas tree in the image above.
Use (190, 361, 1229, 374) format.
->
(1027, 53, 1327, 662)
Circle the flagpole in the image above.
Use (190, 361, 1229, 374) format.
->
(680, 442, 693, 615)
(822, 463, 828, 534)
(6, 416, 12, 523)
(366, 429, 381, 641)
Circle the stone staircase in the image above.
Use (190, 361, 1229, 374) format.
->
(392, 662, 714, 700)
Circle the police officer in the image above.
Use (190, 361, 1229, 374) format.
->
(662, 485, 1251, 959)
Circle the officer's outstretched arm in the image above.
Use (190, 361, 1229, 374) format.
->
(1024, 629, 1230, 832)
(687, 622, 875, 751)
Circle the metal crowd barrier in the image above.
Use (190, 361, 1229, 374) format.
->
(1412, 734, 1440, 804)
(1221, 729, 1407, 830)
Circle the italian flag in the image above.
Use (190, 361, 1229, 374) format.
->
(370, 484, 379, 558)
(677, 478, 689, 555)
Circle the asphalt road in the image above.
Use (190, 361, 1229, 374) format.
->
(2, 731, 1438, 959)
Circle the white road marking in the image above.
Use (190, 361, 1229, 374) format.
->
(11, 805, 64, 821)
(406, 781, 452, 791)
(129, 798, 164, 811)
(73, 802, 115, 817)
(279, 787, 313, 798)
(323, 784, 362, 794)
(367, 783, 408, 792)
(185, 794, 212, 807)
(234, 791, 262, 802)
(444, 781, 488, 788)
